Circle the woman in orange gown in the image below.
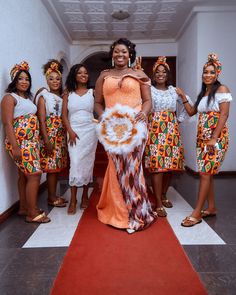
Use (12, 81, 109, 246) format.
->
(95, 38, 157, 233)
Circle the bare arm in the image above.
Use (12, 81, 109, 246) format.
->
(94, 72, 106, 119)
(176, 87, 197, 116)
(1, 94, 21, 161)
(37, 96, 53, 152)
(207, 85, 230, 147)
(62, 93, 78, 146)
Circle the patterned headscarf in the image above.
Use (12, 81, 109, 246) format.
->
(203, 53, 222, 76)
(153, 56, 170, 73)
(10, 61, 29, 81)
(45, 61, 62, 78)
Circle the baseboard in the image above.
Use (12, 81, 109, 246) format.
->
(185, 166, 236, 177)
(0, 181, 47, 224)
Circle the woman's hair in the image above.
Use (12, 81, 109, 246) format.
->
(5, 70, 32, 98)
(195, 64, 221, 108)
(65, 64, 88, 92)
(43, 59, 63, 95)
(42, 59, 63, 75)
(152, 64, 171, 87)
(109, 38, 136, 64)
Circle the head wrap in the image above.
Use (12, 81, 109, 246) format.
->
(153, 56, 170, 73)
(45, 61, 62, 78)
(203, 53, 222, 75)
(10, 61, 29, 81)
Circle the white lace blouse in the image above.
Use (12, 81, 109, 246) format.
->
(35, 89, 63, 116)
(197, 93, 232, 112)
(151, 85, 192, 122)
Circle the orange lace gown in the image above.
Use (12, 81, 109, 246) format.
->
(97, 74, 156, 230)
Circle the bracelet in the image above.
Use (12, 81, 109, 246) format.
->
(182, 100, 188, 104)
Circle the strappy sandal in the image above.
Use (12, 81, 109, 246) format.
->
(201, 210, 217, 218)
(48, 197, 66, 208)
(156, 207, 167, 217)
(181, 216, 202, 227)
(161, 198, 173, 208)
(25, 212, 51, 224)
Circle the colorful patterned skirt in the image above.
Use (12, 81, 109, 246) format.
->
(145, 111, 184, 172)
(5, 114, 42, 175)
(197, 111, 229, 174)
(40, 115, 67, 173)
(110, 137, 157, 231)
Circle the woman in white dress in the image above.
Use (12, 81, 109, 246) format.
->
(180, 53, 232, 227)
(62, 64, 97, 214)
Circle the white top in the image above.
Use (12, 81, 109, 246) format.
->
(10, 92, 37, 119)
(67, 89, 95, 126)
(35, 89, 62, 116)
(151, 85, 192, 122)
(197, 92, 232, 112)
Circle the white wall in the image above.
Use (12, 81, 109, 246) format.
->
(177, 14, 199, 171)
(0, 0, 70, 214)
(177, 11, 236, 171)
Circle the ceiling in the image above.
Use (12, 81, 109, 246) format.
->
(42, 0, 236, 43)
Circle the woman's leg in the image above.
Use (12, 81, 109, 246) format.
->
(25, 173, 42, 217)
(191, 174, 212, 218)
(46, 173, 66, 206)
(17, 169, 27, 215)
(80, 185, 89, 209)
(161, 172, 173, 208)
(203, 176, 217, 214)
(151, 172, 167, 216)
(68, 186, 77, 214)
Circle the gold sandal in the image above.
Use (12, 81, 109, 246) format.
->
(181, 216, 202, 227)
(156, 207, 167, 217)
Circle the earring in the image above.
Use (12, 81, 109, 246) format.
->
(112, 58, 114, 67)
(128, 58, 131, 68)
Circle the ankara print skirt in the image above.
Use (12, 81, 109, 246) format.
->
(145, 111, 184, 172)
(197, 111, 229, 174)
(5, 114, 42, 175)
(40, 115, 67, 173)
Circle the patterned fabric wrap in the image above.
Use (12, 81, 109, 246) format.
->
(5, 114, 42, 174)
(145, 110, 184, 172)
(40, 115, 67, 173)
(110, 138, 156, 231)
(197, 111, 229, 174)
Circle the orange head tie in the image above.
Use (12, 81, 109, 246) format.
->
(10, 61, 30, 81)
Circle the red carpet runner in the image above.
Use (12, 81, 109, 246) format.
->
(51, 186, 207, 295)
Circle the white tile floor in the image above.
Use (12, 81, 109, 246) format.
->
(23, 186, 225, 248)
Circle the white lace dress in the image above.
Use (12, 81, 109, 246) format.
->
(67, 89, 97, 186)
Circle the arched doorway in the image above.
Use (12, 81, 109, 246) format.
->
(82, 52, 110, 88)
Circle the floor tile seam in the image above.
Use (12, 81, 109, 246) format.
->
(198, 271, 236, 274)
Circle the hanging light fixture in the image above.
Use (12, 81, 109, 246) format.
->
(112, 10, 130, 20)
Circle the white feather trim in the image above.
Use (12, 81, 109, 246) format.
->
(96, 104, 147, 155)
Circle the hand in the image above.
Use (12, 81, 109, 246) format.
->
(206, 138, 217, 148)
(45, 140, 54, 154)
(12, 146, 22, 162)
(176, 87, 186, 99)
(68, 131, 79, 146)
(135, 111, 147, 122)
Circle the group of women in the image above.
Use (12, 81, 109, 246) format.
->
(1, 60, 97, 223)
(1, 38, 232, 232)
